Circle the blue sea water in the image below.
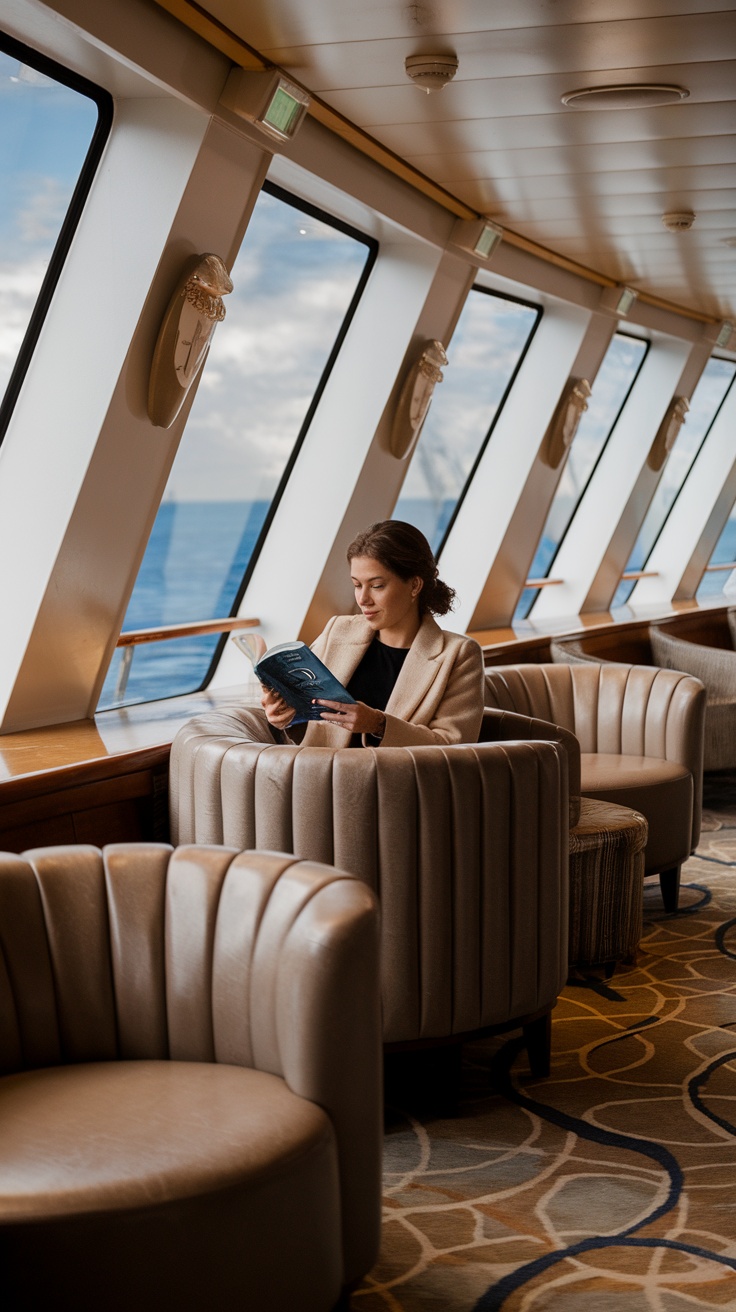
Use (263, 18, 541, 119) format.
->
(98, 501, 736, 710)
(99, 501, 269, 708)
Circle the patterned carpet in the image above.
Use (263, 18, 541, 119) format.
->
(355, 774, 736, 1311)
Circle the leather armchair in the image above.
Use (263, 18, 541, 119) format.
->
(649, 623, 736, 771)
(171, 708, 570, 1068)
(0, 843, 381, 1312)
(484, 663, 706, 912)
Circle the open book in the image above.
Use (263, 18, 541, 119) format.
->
(232, 633, 356, 724)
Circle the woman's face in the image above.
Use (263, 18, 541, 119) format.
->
(350, 555, 422, 638)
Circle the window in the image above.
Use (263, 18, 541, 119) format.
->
(99, 183, 376, 708)
(697, 499, 736, 600)
(515, 332, 648, 620)
(0, 33, 111, 440)
(615, 358, 736, 607)
(393, 286, 541, 554)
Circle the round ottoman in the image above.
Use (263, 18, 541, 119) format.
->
(569, 797, 649, 973)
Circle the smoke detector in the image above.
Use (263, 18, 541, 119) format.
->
(405, 54, 459, 92)
(662, 211, 696, 232)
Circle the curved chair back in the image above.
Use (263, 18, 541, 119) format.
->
(484, 662, 705, 851)
(170, 713, 570, 1048)
(0, 843, 382, 1283)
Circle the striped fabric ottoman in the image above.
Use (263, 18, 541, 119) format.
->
(569, 797, 649, 974)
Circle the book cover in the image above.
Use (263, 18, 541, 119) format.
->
(232, 634, 355, 723)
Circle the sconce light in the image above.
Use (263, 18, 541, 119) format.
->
(647, 396, 688, 471)
(541, 377, 592, 468)
(450, 217, 504, 262)
(599, 284, 639, 317)
(219, 67, 310, 144)
(390, 339, 448, 459)
(148, 253, 233, 429)
(701, 319, 734, 350)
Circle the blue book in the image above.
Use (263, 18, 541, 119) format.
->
(232, 634, 355, 724)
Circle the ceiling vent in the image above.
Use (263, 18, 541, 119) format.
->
(662, 211, 696, 232)
(561, 84, 689, 110)
(405, 54, 459, 92)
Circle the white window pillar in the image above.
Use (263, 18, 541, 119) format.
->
(0, 105, 271, 731)
(438, 301, 592, 635)
(631, 372, 736, 605)
(463, 311, 615, 630)
(0, 98, 212, 734)
(532, 336, 691, 620)
(213, 233, 446, 683)
(581, 340, 712, 612)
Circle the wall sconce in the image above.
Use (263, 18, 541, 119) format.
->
(148, 253, 233, 429)
(219, 67, 310, 144)
(390, 340, 448, 459)
(541, 377, 592, 468)
(702, 319, 734, 350)
(450, 217, 504, 262)
(599, 284, 639, 317)
(647, 396, 688, 470)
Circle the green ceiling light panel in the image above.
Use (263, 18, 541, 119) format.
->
(219, 68, 310, 144)
(451, 217, 503, 262)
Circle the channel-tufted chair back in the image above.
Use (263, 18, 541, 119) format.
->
(0, 844, 382, 1300)
(170, 711, 570, 1051)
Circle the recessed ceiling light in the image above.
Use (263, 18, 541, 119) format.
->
(662, 210, 696, 232)
(561, 84, 690, 110)
(722, 236, 736, 248)
(405, 54, 459, 93)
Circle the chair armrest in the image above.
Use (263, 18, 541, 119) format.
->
(479, 708, 581, 827)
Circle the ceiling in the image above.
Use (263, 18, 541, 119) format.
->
(169, 0, 736, 321)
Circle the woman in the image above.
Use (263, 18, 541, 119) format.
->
(262, 520, 485, 748)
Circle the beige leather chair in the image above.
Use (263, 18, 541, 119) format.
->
(649, 620, 736, 771)
(170, 708, 570, 1073)
(484, 663, 706, 913)
(551, 612, 734, 772)
(0, 843, 381, 1312)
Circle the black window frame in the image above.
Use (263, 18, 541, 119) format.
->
(420, 282, 543, 561)
(197, 180, 378, 689)
(524, 329, 650, 614)
(0, 30, 113, 446)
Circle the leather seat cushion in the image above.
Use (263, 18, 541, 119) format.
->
(0, 1061, 343, 1312)
(580, 753, 693, 875)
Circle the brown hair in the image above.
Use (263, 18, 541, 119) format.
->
(346, 520, 456, 617)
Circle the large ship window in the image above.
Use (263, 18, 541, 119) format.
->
(615, 357, 736, 607)
(99, 183, 376, 709)
(516, 332, 648, 620)
(698, 496, 736, 600)
(0, 33, 111, 442)
(393, 286, 541, 554)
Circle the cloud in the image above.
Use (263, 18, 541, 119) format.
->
(0, 256, 48, 396)
(15, 176, 69, 245)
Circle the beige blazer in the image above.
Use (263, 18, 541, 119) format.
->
(294, 613, 485, 748)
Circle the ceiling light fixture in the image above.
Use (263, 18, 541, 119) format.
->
(561, 83, 689, 110)
(451, 217, 504, 261)
(599, 284, 639, 317)
(662, 211, 696, 232)
(405, 53, 459, 93)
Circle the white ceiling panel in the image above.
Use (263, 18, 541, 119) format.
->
(192, 0, 736, 318)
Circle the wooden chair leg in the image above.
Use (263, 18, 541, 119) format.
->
(659, 865, 682, 913)
(523, 1012, 551, 1078)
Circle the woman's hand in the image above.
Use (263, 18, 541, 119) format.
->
(315, 699, 385, 738)
(260, 684, 296, 730)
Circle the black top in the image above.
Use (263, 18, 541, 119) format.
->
(346, 638, 409, 746)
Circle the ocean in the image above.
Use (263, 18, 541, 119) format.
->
(98, 500, 736, 710)
(99, 498, 454, 709)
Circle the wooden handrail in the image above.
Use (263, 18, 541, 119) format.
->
(620, 570, 658, 581)
(524, 578, 564, 590)
(704, 561, 736, 573)
(116, 617, 259, 647)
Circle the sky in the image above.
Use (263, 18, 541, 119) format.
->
(0, 50, 99, 400)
